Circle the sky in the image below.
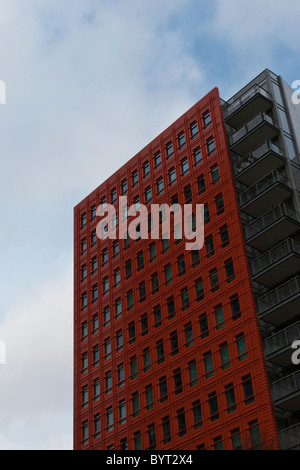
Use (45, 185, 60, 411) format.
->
(0, 0, 299, 450)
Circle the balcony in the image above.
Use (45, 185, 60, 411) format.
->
(245, 203, 300, 251)
(272, 371, 300, 412)
(229, 112, 278, 156)
(225, 85, 273, 128)
(251, 238, 300, 287)
(257, 276, 300, 325)
(239, 170, 292, 217)
(234, 141, 285, 186)
(265, 321, 300, 366)
(279, 424, 300, 450)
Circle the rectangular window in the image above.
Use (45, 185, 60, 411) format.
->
(204, 352, 213, 378)
(178, 132, 185, 149)
(220, 224, 229, 247)
(213, 436, 223, 450)
(149, 243, 156, 262)
(215, 193, 225, 214)
(159, 376, 168, 403)
(156, 340, 165, 364)
(211, 164, 220, 184)
(181, 157, 189, 175)
(188, 360, 198, 387)
(208, 392, 219, 421)
(104, 338, 111, 359)
(190, 121, 198, 139)
(162, 416, 171, 444)
(113, 240, 119, 258)
(168, 167, 176, 185)
(102, 248, 108, 266)
(181, 288, 190, 311)
(132, 170, 138, 187)
(111, 188, 117, 204)
(154, 305, 162, 327)
(145, 186, 152, 204)
(106, 407, 113, 432)
(205, 235, 214, 258)
(195, 278, 204, 301)
(177, 255, 186, 276)
(225, 383, 236, 413)
(114, 269, 120, 288)
(121, 178, 127, 195)
(92, 314, 98, 333)
(103, 277, 109, 296)
(154, 152, 161, 168)
(193, 146, 202, 165)
(81, 321, 87, 341)
(173, 368, 183, 395)
(82, 353, 88, 374)
(115, 298, 122, 319)
(132, 392, 140, 418)
(137, 251, 144, 271)
(125, 259, 132, 279)
(81, 212, 86, 229)
(127, 290, 134, 310)
(157, 177, 164, 195)
(230, 294, 241, 320)
(81, 238, 87, 254)
(93, 345, 99, 366)
(82, 385, 88, 408)
(105, 371, 112, 395)
(145, 385, 154, 410)
(143, 161, 150, 178)
(207, 136, 215, 155)
(166, 142, 173, 159)
(93, 378, 100, 401)
(116, 330, 123, 351)
(170, 331, 179, 356)
(164, 264, 172, 285)
(203, 111, 211, 129)
(91, 256, 97, 274)
(148, 424, 156, 449)
(167, 296, 175, 319)
(162, 238, 169, 253)
(117, 364, 125, 387)
(177, 408, 187, 437)
(231, 428, 242, 450)
(82, 420, 88, 445)
(197, 174, 206, 195)
(236, 333, 248, 361)
(210, 269, 219, 292)
(199, 313, 209, 338)
(128, 321, 136, 344)
(220, 342, 231, 370)
(249, 420, 262, 449)
(225, 258, 235, 282)
(143, 348, 151, 372)
(242, 375, 254, 404)
(119, 400, 126, 425)
(151, 273, 159, 294)
(141, 313, 149, 336)
(104, 306, 110, 327)
(134, 432, 141, 450)
(130, 356, 137, 380)
(184, 184, 192, 203)
(192, 400, 202, 429)
(81, 292, 87, 310)
(214, 304, 225, 330)
(184, 322, 194, 347)
(139, 281, 146, 303)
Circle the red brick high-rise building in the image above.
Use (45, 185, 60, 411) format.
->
(74, 69, 300, 450)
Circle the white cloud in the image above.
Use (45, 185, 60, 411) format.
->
(0, 254, 72, 450)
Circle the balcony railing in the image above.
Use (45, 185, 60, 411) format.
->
(245, 203, 298, 241)
(279, 424, 300, 450)
(234, 141, 283, 176)
(251, 238, 300, 277)
(257, 276, 300, 315)
(230, 112, 276, 146)
(272, 371, 300, 403)
(226, 85, 272, 117)
(239, 169, 290, 207)
(265, 320, 300, 356)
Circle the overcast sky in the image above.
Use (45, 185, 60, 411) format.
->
(0, 0, 299, 450)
